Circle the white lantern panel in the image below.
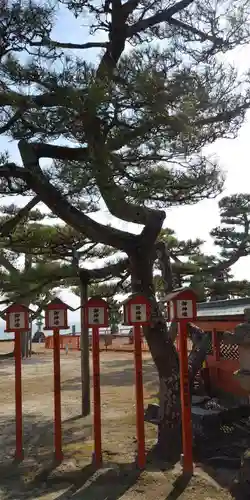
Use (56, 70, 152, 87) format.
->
(88, 307, 105, 325)
(48, 309, 65, 328)
(130, 304, 147, 323)
(176, 299, 193, 319)
(9, 311, 26, 330)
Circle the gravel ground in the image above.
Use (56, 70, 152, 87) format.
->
(0, 344, 233, 499)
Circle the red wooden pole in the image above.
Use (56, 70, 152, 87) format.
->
(134, 324, 146, 469)
(92, 325, 102, 467)
(15, 331, 23, 461)
(53, 328, 63, 462)
(212, 328, 220, 361)
(176, 334, 180, 352)
(179, 321, 193, 474)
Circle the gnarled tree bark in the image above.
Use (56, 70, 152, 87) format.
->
(128, 240, 212, 460)
(129, 245, 181, 460)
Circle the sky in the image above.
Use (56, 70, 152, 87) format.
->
(1, 5, 250, 333)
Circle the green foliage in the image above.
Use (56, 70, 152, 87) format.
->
(0, 202, 116, 308)
(2, 1, 250, 215)
(211, 194, 250, 259)
(154, 194, 250, 301)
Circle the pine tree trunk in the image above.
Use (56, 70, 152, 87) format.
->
(21, 256, 32, 359)
(79, 274, 90, 417)
(129, 245, 212, 461)
(28, 330, 32, 357)
(21, 332, 27, 358)
(129, 248, 181, 461)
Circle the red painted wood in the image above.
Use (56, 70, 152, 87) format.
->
(134, 324, 146, 469)
(92, 325, 102, 466)
(179, 321, 193, 474)
(53, 328, 63, 462)
(15, 332, 23, 461)
(212, 328, 220, 361)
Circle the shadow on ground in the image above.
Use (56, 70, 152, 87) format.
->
(0, 369, 13, 377)
(0, 412, 231, 500)
(61, 357, 158, 395)
(0, 411, 93, 499)
(0, 446, 188, 500)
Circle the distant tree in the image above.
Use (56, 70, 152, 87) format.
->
(0, 200, 119, 356)
(0, 202, 61, 356)
(155, 195, 250, 302)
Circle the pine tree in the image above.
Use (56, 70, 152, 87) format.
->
(0, 200, 119, 356)
(1, 0, 250, 457)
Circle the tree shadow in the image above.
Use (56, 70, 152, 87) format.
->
(0, 407, 177, 500)
(0, 411, 93, 499)
(71, 464, 141, 500)
(24, 463, 142, 500)
(54, 454, 182, 500)
(199, 462, 237, 491)
(0, 354, 14, 361)
(0, 358, 14, 367)
(0, 411, 221, 500)
(61, 357, 158, 393)
(0, 369, 12, 377)
(165, 473, 192, 500)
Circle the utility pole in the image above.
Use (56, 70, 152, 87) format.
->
(72, 249, 90, 417)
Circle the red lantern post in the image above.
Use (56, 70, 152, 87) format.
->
(123, 294, 151, 470)
(84, 297, 108, 467)
(4, 303, 30, 461)
(44, 298, 70, 462)
(166, 287, 197, 475)
(85, 297, 108, 467)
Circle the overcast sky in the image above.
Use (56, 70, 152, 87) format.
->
(1, 5, 250, 329)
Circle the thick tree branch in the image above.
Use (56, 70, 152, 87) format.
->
(0, 88, 90, 111)
(0, 110, 23, 134)
(28, 130, 164, 231)
(169, 252, 183, 264)
(138, 214, 165, 253)
(31, 298, 50, 320)
(187, 324, 211, 391)
(0, 195, 40, 236)
(89, 144, 165, 227)
(79, 258, 128, 282)
(122, 0, 140, 18)
(155, 241, 173, 294)
(168, 321, 178, 342)
(0, 258, 129, 307)
(97, 0, 127, 76)
(168, 17, 223, 44)
(31, 142, 89, 162)
(127, 0, 195, 36)
(29, 40, 108, 50)
(0, 252, 19, 275)
(17, 140, 139, 251)
(196, 103, 250, 127)
(0, 163, 27, 178)
(0, 90, 61, 109)
(107, 121, 156, 151)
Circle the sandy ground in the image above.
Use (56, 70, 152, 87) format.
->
(0, 343, 232, 499)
